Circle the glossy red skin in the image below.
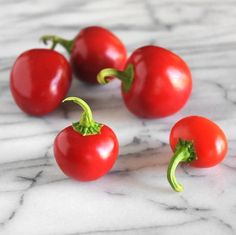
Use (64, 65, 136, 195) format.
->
(122, 46, 192, 118)
(71, 26, 127, 84)
(10, 49, 72, 116)
(170, 116, 228, 168)
(54, 125, 119, 181)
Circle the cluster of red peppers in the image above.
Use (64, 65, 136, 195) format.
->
(10, 26, 228, 192)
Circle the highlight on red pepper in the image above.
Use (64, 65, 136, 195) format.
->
(97, 45, 192, 118)
(54, 97, 119, 181)
(10, 49, 72, 116)
(41, 26, 127, 84)
(167, 116, 228, 192)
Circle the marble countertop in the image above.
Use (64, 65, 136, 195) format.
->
(1, 0, 236, 234)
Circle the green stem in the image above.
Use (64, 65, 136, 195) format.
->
(40, 35, 74, 54)
(63, 97, 102, 136)
(97, 64, 134, 92)
(167, 139, 197, 192)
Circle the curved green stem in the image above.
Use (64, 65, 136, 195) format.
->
(63, 97, 102, 136)
(40, 35, 74, 54)
(97, 64, 134, 92)
(167, 139, 197, 192)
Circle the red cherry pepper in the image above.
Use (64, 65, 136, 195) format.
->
(10, 49, 72, 116)
(54, 97, 119, 181)
(98, 45, 192, 118)
(41, 26, 127, 84)
(167, 116, 228, 192)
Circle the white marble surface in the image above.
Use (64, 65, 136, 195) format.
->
(1, 0, 236, 234)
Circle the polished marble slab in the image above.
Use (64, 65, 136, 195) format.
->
(0, 0, 236, 234)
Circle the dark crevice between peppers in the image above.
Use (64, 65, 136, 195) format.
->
(41, 35, 74, 54)
(63, 97, 102, 136)
(167, 139, 197, 192)
(97, 64, 134, 92)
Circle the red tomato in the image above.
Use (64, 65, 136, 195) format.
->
(53, 97, 119, 181)
(168, 116, 228, 192)
(10, 49, 72, 116)
(41, 26, 127, 84)
(98, 45, 192, 118)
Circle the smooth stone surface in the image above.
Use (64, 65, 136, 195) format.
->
(0, 0, 236, 234)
